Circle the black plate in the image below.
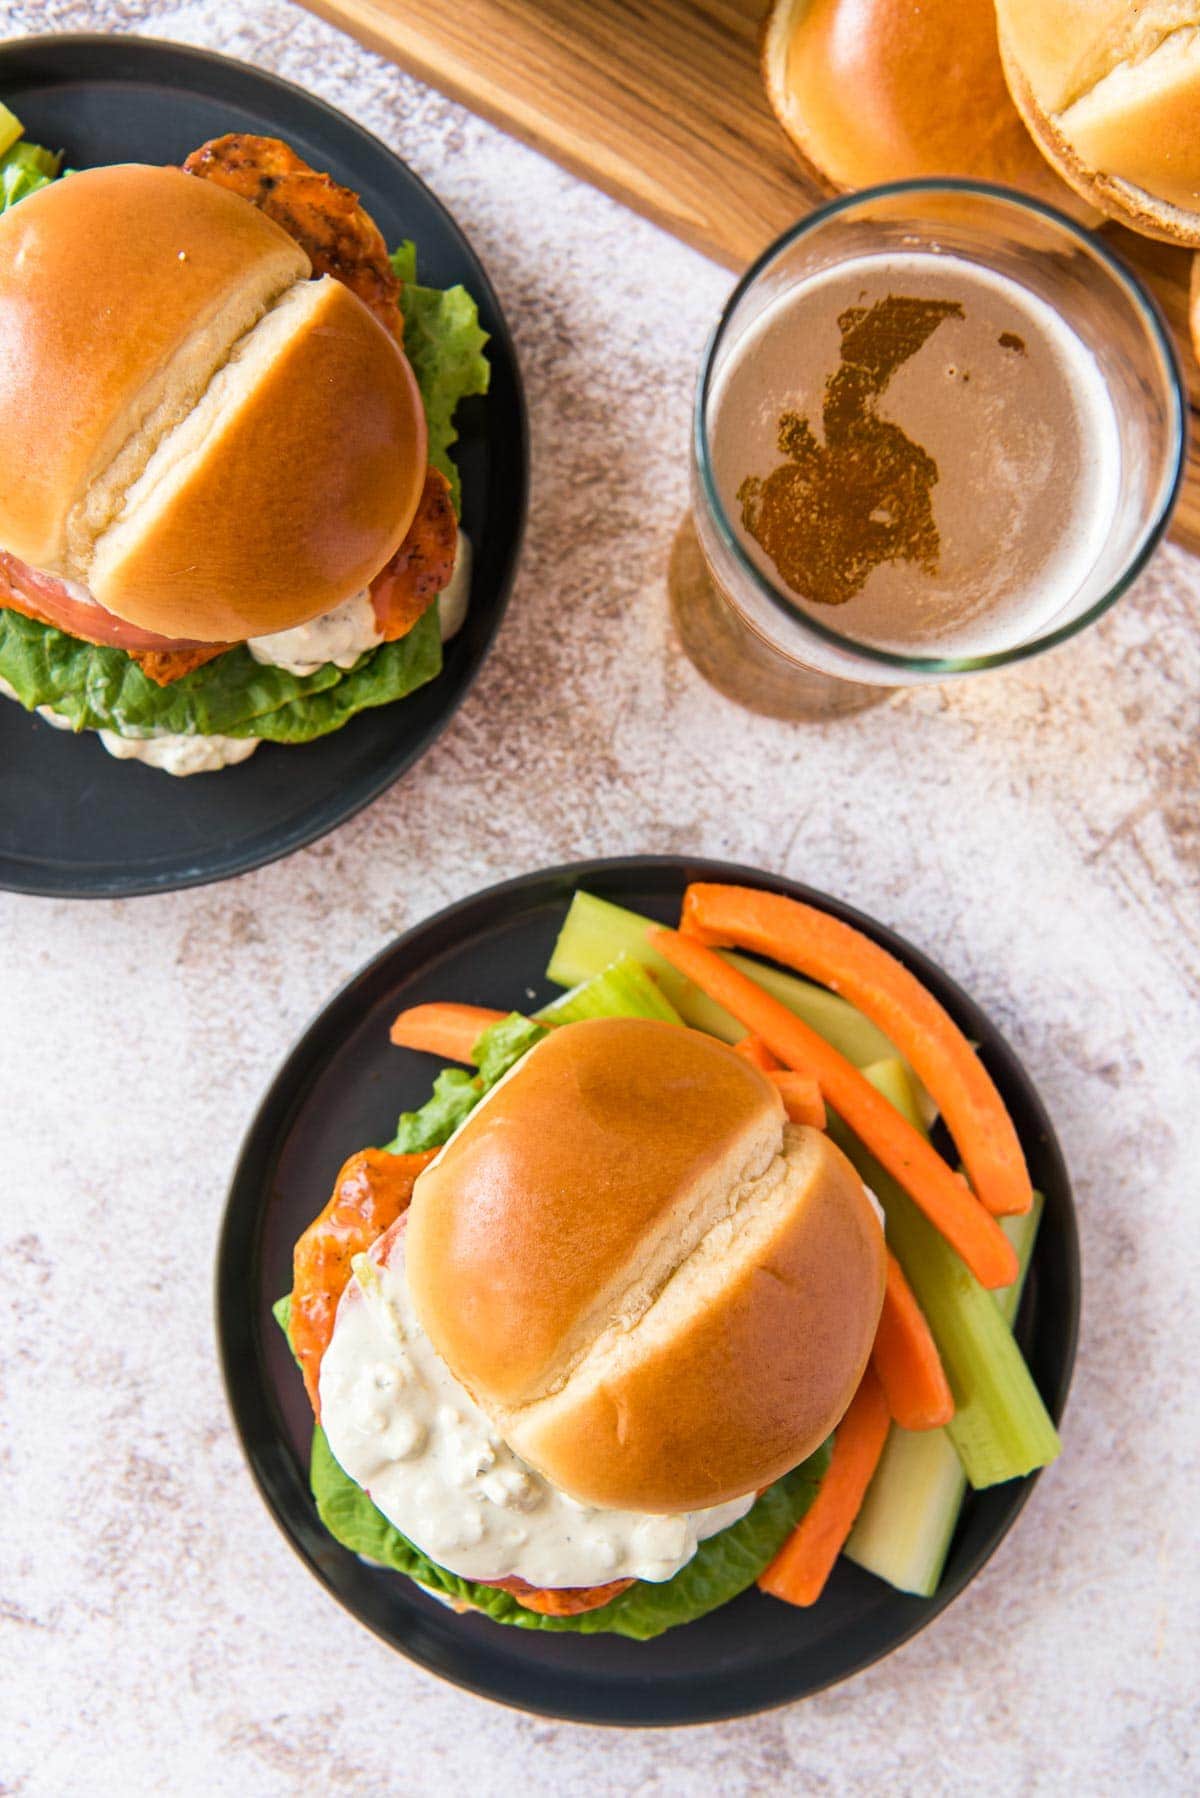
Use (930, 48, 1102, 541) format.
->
(217, 856, 1079, 1726)
(0, 36, 526, 898)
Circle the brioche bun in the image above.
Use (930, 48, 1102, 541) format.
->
(996, 2, 1200, 244)
(406, 1018, 886, 1512)
(761, 0, 1088, 214)
(0, 164, 427, 641)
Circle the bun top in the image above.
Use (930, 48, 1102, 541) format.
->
(996, 1, 1200, 242)
(0, 164, 428, 640)
(409, 1017, 785, 1407)
(406, 1018, 887, 1511)
(761, 0, 1089, 213)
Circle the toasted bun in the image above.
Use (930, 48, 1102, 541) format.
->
(406, 1018, 886, 1512)
(761, 0, 1089, 215)
(996, 2, 1200, 244)
(0, 164, 427, 640)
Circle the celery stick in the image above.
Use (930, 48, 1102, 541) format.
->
(946, 1198, 1046, 1477)
(535, 953, 683, 1027)
(829, 1060, 1060, 1488)
(844, 1426, 969, 1599)
(862, 1056, 925, 1131)
(545, 891, 900, 1068)
(845, 1197, 1044, 1595)
(0, 106, 22, 160)
(545, 891, 734, 1025)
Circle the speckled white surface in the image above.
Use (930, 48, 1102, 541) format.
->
(1, 4, 1198, 1793)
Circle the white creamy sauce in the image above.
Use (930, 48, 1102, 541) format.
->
(95, 730, 260, 776)
(248, 532, 472, 674)
(437, 532, 472, 643)
(33, 703, 72, 733)
(248, 589, 382, 677)
(320, 1224, 753, 1590)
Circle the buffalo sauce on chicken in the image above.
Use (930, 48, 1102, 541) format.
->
(481, 1575, 635, 1616)
(182, 134, 405, 344)
(290, 1145, 634, 1619)
(290, 1148, 435, 1418)
(370, 468, 457, 639)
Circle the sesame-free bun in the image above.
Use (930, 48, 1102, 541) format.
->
(996, 1, 1200, 244)
(761, 0, 1087, 213)
(406, 1018, 886, 1512)
(0, 164, 427, 641)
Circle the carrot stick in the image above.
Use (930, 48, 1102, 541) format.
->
(767, 1069, 827, 1130)
(681, 884, 1031, 1216)
(872, 1251, 955, 1430)
(649, 929, 1017, 1289)
(757, 1367, 891, 1607)
(735, 1035, 783, 1073)
(389, 1002, 507, 1063)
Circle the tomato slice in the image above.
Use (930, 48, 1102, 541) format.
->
(0, 551, 214, 653)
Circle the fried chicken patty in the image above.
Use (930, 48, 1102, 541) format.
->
(183, 133, 404, 342)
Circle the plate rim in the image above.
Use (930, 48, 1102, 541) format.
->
(216, 853, 1081, 1727)
(0, 32, 528, 900)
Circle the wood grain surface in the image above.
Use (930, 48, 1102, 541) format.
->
(298, 0, 1200, 551)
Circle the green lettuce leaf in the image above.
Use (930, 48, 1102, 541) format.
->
(0, 604, 442, 740)
(309, 1419, 829, 1638)
(0, 240, 488, 743)
(385, 1013, 547, 1153)
(0, 140, 63, 211)
(391, 250, 490, 511)
(389, 241, 417, 285)
(387, 1066, 479, 1153)
(476, 1013, 546, 1082)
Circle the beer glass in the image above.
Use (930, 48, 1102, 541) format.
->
(678, 182, 1186, 717)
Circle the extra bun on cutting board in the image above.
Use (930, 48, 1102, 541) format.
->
(761, 0, 1087, 212)
(0, 164, 428, 641)
(996, 1, 1200, 243)
(406, 1017, 887, 1512)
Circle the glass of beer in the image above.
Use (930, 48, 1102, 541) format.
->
(677, 181, 1186, 717)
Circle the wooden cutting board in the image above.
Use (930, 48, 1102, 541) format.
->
(299, 0, 1200, 551)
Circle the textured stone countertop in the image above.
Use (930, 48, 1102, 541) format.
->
(1, 4, 1197, 1793)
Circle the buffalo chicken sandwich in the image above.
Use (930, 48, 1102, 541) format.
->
(0, 131, 487, 774)
(280, 1017, 887, 1634)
